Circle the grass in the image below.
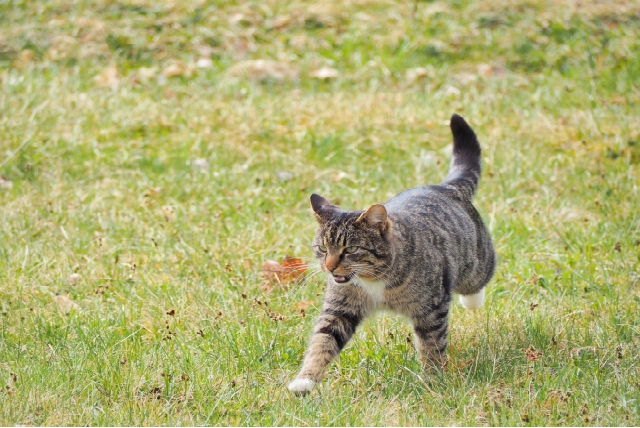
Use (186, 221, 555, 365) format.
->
(1, 0, 639, 425)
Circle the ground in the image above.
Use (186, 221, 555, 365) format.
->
(0, 0, 639, 425)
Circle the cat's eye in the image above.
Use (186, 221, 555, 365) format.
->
(317, 245, 328, 252)
(344, 246, 359, 254)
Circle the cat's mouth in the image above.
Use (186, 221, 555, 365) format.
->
(332, 272, 355, 284)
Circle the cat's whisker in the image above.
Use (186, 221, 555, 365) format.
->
(290, 268, 325, 292)
(350, 264, 395, 289)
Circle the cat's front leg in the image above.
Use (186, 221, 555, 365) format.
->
(288, 307, 363, 393)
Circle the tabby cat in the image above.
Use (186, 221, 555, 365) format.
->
(288, 114, 496, 393)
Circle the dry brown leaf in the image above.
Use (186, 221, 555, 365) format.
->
(144, 187, 162, 197)
(259, 256, 308, 293)
(261, 260, 283, 280)
(11, 50, 35, 68)
(525, 345, 543, 362)
(55, 295, 80, 313)
(309, 67, 339, 79)
(162, 61, 195, 78)
(94, 66, 119, 88)
(270, 15, 293, 30)
(226, 59, 299, 82)
(280, 256, 308, 280)
(477, 63, 506, 77)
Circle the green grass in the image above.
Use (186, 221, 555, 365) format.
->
(1, 0, 639, 425)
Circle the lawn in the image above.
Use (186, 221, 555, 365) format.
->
(1, 0, 639, 425)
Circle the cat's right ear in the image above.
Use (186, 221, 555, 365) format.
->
(310, 194, 336, 223)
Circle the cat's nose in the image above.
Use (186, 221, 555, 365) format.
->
(325, 256, 339, 272)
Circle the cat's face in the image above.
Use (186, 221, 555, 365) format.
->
(310, 194, 392, 284)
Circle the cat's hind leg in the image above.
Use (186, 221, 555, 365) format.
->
(458, 287, 484, 310)
(412, 307, 450, 370)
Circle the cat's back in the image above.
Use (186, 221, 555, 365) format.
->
(384, 184, 491, 251)
(385, 185, 472, 219)
(384, 183, 495, 295)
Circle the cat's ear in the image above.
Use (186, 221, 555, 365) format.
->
(310, 193, 337, 223)
(356, 204, 391, 231)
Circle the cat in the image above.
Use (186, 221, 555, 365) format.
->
(288, 114, 496, 393)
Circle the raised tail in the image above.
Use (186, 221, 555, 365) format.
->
(443, 114, 482, 199)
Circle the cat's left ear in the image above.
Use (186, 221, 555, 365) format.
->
(310, 193, 337, 223)
(356, 204, 391, 231)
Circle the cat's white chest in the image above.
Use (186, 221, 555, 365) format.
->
(354, 278, 387, 303)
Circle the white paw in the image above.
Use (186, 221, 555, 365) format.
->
(459, 289, 484, 310)
(288, 378, 315, 393)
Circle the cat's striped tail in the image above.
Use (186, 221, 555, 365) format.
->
(443, 114, 482, 200)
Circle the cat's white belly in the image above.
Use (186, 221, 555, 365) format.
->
(354, 277, 387, 304)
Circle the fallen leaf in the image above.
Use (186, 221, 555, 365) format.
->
(260, 256, 308, 293)
(309, 66, 339, 79)
(144, 187, 162, 197)
(94, 66, 119, 88)
(55, 295, 80, 313)
(261, 260, 282, 279)
(477, 63, 506, 77)
(227, 59, 299, 82)
(11, 49, 35, 68)
(525, 345, 543, 362)
(19, 49, 35, 62)
(280, 256, 308, 279)
(162, 61, 195, 78)
(270, 15, 293, 30)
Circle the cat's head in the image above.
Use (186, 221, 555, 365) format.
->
(310, 194, 392, 284)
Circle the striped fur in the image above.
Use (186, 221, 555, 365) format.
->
(289, 114, 496, 393)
